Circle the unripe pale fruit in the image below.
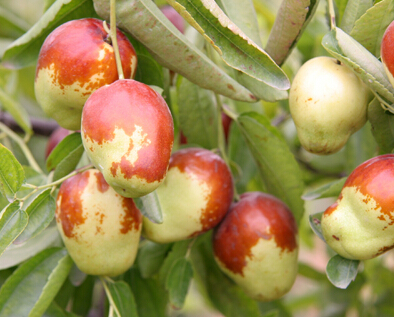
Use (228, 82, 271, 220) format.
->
(81, 79, 174, 198)
(321, 154, 394, 260)
(213, 192, 298, 302)
(55, 169, 142, 276)
(142, 147, 233, 243)
(381, 20, 394, 87)
(35, 18, 137, 130)
(289, 56, 371, 155)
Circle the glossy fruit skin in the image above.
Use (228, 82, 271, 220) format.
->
(382, 21, 394, 87)
(81, 79, 174, 198)
(213, 192, 298, 302)
(55, 169, 142, 276)
(45, 127, 71, 159)
(289, 56, 371, 155)
(321, 154, 394, 260)
(35, 18, 137, 130)
(142, 147, 234, 243)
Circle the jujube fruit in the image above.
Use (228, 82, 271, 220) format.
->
(289, 56, 371, 155)
(381, 20, 394, 88)
(35, 18, 137, 130)
(81, 79, 174, 198)
(55, 169, 142, 276)
(321, 154, 394, 260)
(142, 147, 234, 243)
(213, 192, 298, 301)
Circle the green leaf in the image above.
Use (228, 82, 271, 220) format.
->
(134, 190, 163, 224)
(340, 0, 373, 34)
(165, 258, 193, 309)
(93, 0, 257, 102)
(178, 78, 218, 149)
(308, 211, 325, 242)
(2, 0, 98, 69)
(302, 177, 346, 200)
(0, 247, 73, 317)
(322, 27, 394, 104)
(14, 188, 56, 244)
(298, 263, 327, 281)
(137, 241, 172, 278)
(265, 0, 320, 66)
(0, 143, 25, 201)
(190, 233, 263, 317)
(167, 0, 289, 89)
(326, 254, 360, 289)
(125, 268, 168, 317)
(45, 133, 84, 181)
(335, 0, 349, 25)
(368, 97, 394, 154)
(0, 201, 28, 256)
(236, 112, 305, 224)
(350, 0, 394, 57)
(0, 7, 30, 39)
(70, 275, 94, 316)
(106, 280, 139, 317)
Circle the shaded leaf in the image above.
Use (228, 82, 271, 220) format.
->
(133, 190, 163, 224)
(0, 201, 28, 256)
(165, 258, 193, 309)
(71, 275, 95, 316)
(0, 143, 25, 201)
(350, 0, 394, 57)
(93, 0, 257, 102)
(322, 27, 394, 104)
(326, 254, 359, 289)
(167, 0, 289, 89)
(178, 78, 218, 149)
(236, 112, 305, 224)
(106, 280, 138, 317)
(302, 177, 346, 201)
(308, 211, 325, 242)
(340, 0, 372, 34)
(0, 247, 73, 317)
(14, 188, 56, 244)
(137, 241, 172, 278)
(2, 0, 98, 69)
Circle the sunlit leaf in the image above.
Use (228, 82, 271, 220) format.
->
(340, 0, 372, 34)
(326, 254, 359, 289)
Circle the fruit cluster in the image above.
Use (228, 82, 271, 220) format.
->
(36, 16, 299, 301)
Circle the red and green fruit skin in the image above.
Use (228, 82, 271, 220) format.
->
(35, 18, 137, 131)
(142, 147, 234, 243)
(55, 169, 142, 277)
(381, 20, 394, 87)
(213, 192, 298, 301)
(81, 79, 174, 198)
(321, 154, 394, 260)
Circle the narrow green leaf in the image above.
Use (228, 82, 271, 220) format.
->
(133, 190, 163, 224)
(107, 281, 139, 317)
(0, 247, 73, 317)
(322, 27, 394, 104)
(137, 241, 172, 278)
(43, 301, 73, 317)
(308, 211, 325, 242)
(350, 0, 394, 57)
(93, 0, 257, 102)
(165, 258, 193, 309)
(340, 0, 373, 34)
(236, 112, 305, 224)
(265, 0, 319, 66)
(326, 254, 359, 289)
(2, 0, 98, 69)
(0, 143, 25, 201)
(0, 201, 28, 256)
(302, 177, 346, 201)
(178, 78, 218, 149)
(46, 132, 82, 171)
(298, 263, 327, 281)
(167, 0, 289, 89)
(14, 188, 56, 244)
(0, 7, 30, 39)
(368, 97, 394, 154)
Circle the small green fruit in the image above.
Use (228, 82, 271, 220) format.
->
(289, 56, 371, 155)
(55, 169, 142, 276)
(321, 154, 394, 260)
(213, 192, 298, 301)
(142, 147, 234, 243)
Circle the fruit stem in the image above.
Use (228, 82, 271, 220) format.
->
(110, 0, 125, 80)
(0, 122, 43, 174)
(327, 0, 336, 30)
